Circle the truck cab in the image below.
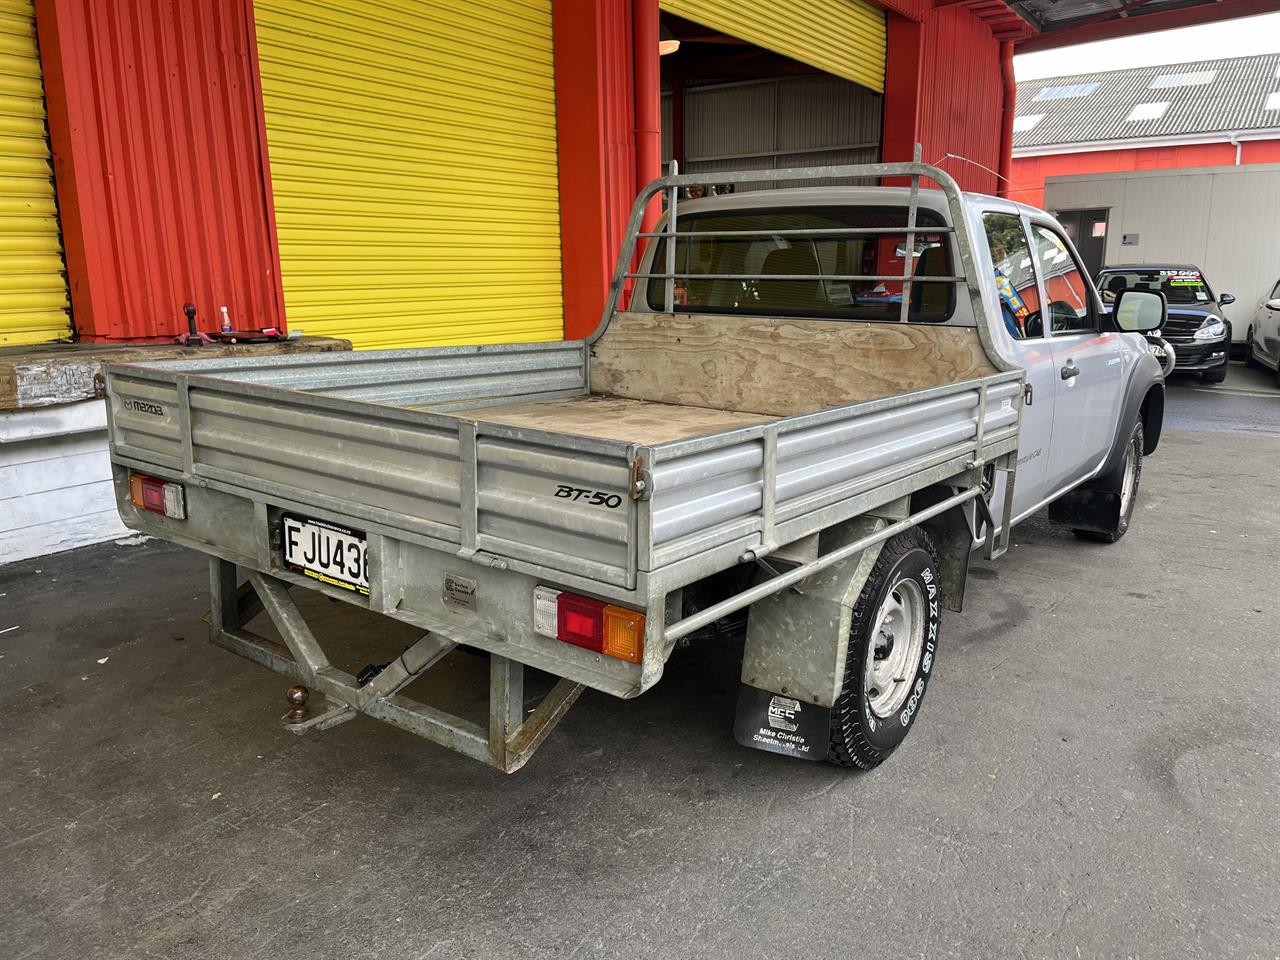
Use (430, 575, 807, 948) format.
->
(636, 185, 1167, 536)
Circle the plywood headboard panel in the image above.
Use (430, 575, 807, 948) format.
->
(589, 312, 997, 417)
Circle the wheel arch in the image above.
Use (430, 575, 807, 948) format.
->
(1140, 381, 1164, 455)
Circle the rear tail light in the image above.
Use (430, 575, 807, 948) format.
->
(128, 473, 185, 519)
(533, 586, 644, 664)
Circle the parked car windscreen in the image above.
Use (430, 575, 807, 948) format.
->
(645, 206, 955, 323)
(1096, 268, 1215, 306)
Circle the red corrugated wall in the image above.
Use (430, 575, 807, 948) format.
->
(917, 4, 1003, 195)
(35, 0, 283, 341)
(554, 0, 637, 341)
(1011, 139, 1280, 209)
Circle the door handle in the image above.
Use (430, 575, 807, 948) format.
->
(1060, 362, 1080, 380)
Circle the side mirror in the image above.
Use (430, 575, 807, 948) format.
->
(1219, 293, 1235, 306)
(1267, 298, 1280, 312)
(1113, 288, 1166, 332)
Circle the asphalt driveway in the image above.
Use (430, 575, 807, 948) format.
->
(1, 363, 1276, 959)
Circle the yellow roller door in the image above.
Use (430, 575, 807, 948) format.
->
(0, 0, 71, 346)
(254, 0, 563, 351)
(660, 0, 886, 93)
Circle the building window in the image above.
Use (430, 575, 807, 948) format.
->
(1266, 91, 1280, 111)
(1013, 113, 1044, 133)
(1032, 82, 1099, 101)
(1149, 70, 1216, 89)
(1125, 101, 1170, 122)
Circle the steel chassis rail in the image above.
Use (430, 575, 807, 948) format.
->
(206, 560, 583, 774)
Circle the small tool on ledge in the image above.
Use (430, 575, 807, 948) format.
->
(174, 303, 214, 346)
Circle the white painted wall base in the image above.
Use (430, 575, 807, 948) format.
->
(1, 399, 129, 564)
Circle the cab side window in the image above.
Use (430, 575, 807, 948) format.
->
(982, 213, 1042, 340)
(1030, 224, 1095, 334)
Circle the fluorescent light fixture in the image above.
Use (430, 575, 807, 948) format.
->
(1033, 82, 1099, 101)
(1126, 101, 1170, 122)
(1013, 113, 1045, 133)
(1149, 70, 1216, 89)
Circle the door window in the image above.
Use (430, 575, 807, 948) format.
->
(982, 213, 1042, 340)
(1030, 225, 1095, 334)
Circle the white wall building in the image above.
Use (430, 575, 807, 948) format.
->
(1045, 162, 1280, 347)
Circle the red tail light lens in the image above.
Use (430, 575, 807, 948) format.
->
(557, 594, 607, 652)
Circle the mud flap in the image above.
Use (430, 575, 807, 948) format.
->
(1048, 487, 1120, 534)
(733, 684, 830, 762)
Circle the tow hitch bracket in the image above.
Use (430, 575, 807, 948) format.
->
(205, 560, 584, 773)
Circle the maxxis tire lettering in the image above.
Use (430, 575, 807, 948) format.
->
(829, 527, 942, 771)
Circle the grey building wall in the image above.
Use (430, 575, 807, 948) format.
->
(1045, 163, 1280, 344)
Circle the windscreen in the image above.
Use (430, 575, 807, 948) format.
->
(645, 206, 955, 323)
(1096, 268, 1214, 306)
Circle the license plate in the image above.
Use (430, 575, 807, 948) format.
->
(280, 514, 369, 594)
(1151, 344, 1167, 359)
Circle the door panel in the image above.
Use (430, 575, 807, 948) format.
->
(981, 211, 1055, 519)
(1030, 222, 1122, 492)
(1259, 280, 1280, 365)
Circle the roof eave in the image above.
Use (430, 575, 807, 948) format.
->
(1013, 128, 1280, 157)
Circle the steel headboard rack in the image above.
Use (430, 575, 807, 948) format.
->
(586, 149, 1017, 377)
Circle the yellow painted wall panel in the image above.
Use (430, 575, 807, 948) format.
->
(660, 0, 886, 93)
(255, 0, 563, 350)
(0, 0, 71, 346)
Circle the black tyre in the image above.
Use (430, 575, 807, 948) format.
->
(829, 528, 941, 770)
(1074, 421, 1143, 544)
(1200, 366, 1227, 384)
(1245, 329, 1260, 369)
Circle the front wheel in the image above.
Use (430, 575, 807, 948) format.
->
(1245, 329, 1260, 369)
(1074, 421, 1144, 543)
(828, 528, 941, 770)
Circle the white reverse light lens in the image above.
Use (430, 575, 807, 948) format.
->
(533, 586, 561, 638)
(1194, 318, 1226, 341)
(162, 482, 186, 519)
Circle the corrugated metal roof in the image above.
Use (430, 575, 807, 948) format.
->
(1014, 53, 1280, 149)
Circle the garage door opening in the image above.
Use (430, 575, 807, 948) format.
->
(658, 8, 885, 193)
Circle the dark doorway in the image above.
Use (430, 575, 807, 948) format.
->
(1055, 208, 1109, 279)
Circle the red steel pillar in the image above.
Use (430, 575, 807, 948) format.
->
(880, 12, 925, 171)
(997, 41, 1016, 198)
(554, 0, 639, 340)
(633, 0, 661, 236)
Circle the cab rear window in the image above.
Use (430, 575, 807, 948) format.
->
(645, 206, 955, 323)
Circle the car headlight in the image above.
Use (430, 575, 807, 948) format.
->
(1193, 317, 1226, 341)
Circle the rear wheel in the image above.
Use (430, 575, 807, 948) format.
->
(1074, 421, 1143, 544)
(828, 528, 940, 770)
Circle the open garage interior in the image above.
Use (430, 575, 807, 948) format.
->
(658, 9, 884, 189)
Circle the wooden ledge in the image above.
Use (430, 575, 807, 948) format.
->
(0, 337, 352, 412)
